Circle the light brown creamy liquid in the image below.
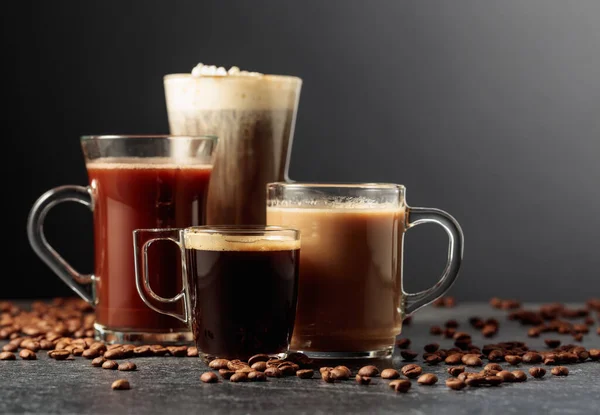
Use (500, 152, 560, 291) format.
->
(266, 206, 406, 352)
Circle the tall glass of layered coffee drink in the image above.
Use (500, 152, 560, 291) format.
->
(164, 64, 302, 225)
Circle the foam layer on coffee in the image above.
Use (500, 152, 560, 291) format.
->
(184, 233, 300, 252)
(268, 198, 403, 212)
(164, 63, 301, 111)
(87, 157, 213, 168)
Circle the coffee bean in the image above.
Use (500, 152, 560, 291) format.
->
(417, 373, 438, 385)
(447, 366, 465, 376)
(529, 367, 546, 378)
(111, 379, 130, 390)
(390, 379, 411, 393)
(321, 369, 334, 383)
(445, 319, 459, 328)
(589, 349, 600, 361)
(551, 366, 569, 376)
(227, 360, 249, 371)
(522, 352, 543, 364)
(496, 370, 516, 382)
(544, 357, 556, 365)
(267, 359, 285, 367)
(0, 351, 16, 360)
(504, 355, 522, 365)
(444, 328, 457, 338)
(48, 350, 70, 360)
(381, 368, 400, 379)
(151, 346, 169, 357)
(334, 366, 351, 378)
(484, 376, 503, 386)
(247, 371, 267, 381)
(544, 339, 561, 348)
(103, 348, 125, 360)
(229, 372, 248, 382)
(200, 372, 218, 383)
(319, 366, 333, 374)
(102, 360, 118, 370)
(425, 354, 442, 365)
(401, 364, 422, 379)
(330, 368, 350, 380)
(248, 354, 270, 366)
(251, 361, 267, 372)
(296, 369, 314, 379)
(132, 346, 151, 357)
(39, 340, 55, 350)
(453, 332, 471, 342)
(400, 350, 418, 361)
(355, 375, 371, 385)
(187, 347, 199, 357)
(358, 365, 379, 377)
(209, 359, 230, 370)
(482, 325, 498, 338)
(395, 338, 411, 349)
(488, 349, 505, 362)
(512, 370, 527, 382)
(218, 369, 235, 379)
(430, 326, 443, 335)
(484, 363, 503, 372)
(118, 362, 137, 371)
(2, 343, 17, 353)
(573, 333, 584, 342)
(91, 357, 106, 367)
(236, 366, 255, 374)
(465, 374, 486, 387)
(462, 354, 483, 367)
(167, 346, 188, 357)
(446, 378, 467, 390)
(81, 349, 99, 359)
(424, 343, 439, 353)
(527, 327, 541, 338)
(264, 367, 282, 378)
(284, 352, 314, 369)
(278, 363, 298, 377)
(445, 353, 463, 365)
(19, 349, 36, 360)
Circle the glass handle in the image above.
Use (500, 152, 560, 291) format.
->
(403, 206, 464, 316)
(133, 229, 189, 324)
(26, 185, 95, 305)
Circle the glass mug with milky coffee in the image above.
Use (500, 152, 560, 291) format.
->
(27, 135, 217, 344)
(133, 226, 300, 361)
(266, 182, 464, 359)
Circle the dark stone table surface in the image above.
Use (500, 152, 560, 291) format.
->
(0, 301, 598, 415)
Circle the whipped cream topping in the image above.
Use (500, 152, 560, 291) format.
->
(191, 63, 263, 78)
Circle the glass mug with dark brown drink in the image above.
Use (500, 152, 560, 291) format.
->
(266, 182, 464, 359)
(133, 226, 300, 361)
(27, 135, 217, 344)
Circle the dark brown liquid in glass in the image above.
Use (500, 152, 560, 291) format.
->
(87, 158, 212, 331)
(185, 242, 299, 360)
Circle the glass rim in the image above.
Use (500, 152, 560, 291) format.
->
(184, 225, 300, 237)
(80, 134, 218, 142)
(163, 73, 302, 84)
(267, 182, 405, 190)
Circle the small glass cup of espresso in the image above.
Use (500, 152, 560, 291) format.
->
(133, 225, 300, 361)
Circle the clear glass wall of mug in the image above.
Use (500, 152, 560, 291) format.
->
(164, 72, 302, 225)
(266, 182, 464, 359)
(27, 135, 217, 344)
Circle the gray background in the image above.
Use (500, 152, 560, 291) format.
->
(4, 0, 599, 300)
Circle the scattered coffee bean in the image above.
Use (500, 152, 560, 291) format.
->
(453, 332, 472, 342)
(358, 365, 379, 377)
(248, 371, 267, 381)
(103, 348, 125, 360)
(488, 349, 505, 362)
(118, 362, 137, 371)
(512, 370, 527, 382)
(2, 343, 17, 353)
(248, 354, 270, 366)
(446, 378, 467, 390)
(445, 319, 459, 328)
(551, 366, 569, 376)
(102, 360, 118, 370)
(424, 343, 440, 353)
(227, 360, 249, 371)
(219, 369, 235, 379)
(529, 367, 546, 378)
(151, 346, 169, 357)
(132, 346, 151, 357)
(589, 349, 600, 361)
(465, 374, 486, 387)
(264, 367, 283, 378)
(229, 372, 248, 382)
(484, 363, 502, 372)
(430, 326, 443, 335)
(484, 376, 503, 386)
(381, 368, 400, 379)
(445, 353, 463, 365)
(187, 347, 199, 357)
(81, 349, 99, 359)
(417, 373, 438, 385)
(390, 379, 411, 393)
(395, 338, 411, 349)
(48, 350, 70, 360)
(19, 349, 36, 360)
(522, 352, 543, 364)
(444, 328, 457, 338)
(111, 379, 130, 390)
(334, 366, 351, 378)
(0, 351, 16, 360)
(296, 369, 314, 379)
(209, 358, 230, 370)
(425, 354, 442, 365)
(319, 366, 333, 374)
(496, 370, 516, 382)
(462, 354, 483, 367)
(504, 355, 522, 365)
(400, 350, 418, 361)
(251, 361, 268, 372)
(572, 333, 584, 342)
(401, 364, 422, 379)
(544, 339, 561, 348)
(355, 375, 371, 385)
(321, 369, 334, 383)
(448, 366, 465, 376)
(91, 357, 106, 367)
(330, 368, 349, 380)
(200, 372, 218, 383)
(527, 327, 541, 338)
(167, 346, 188, 357)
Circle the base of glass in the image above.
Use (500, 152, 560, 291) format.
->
(288, 347, 393, 360)
(198, 352, 287, 364)
(94, 323, 193, 345)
